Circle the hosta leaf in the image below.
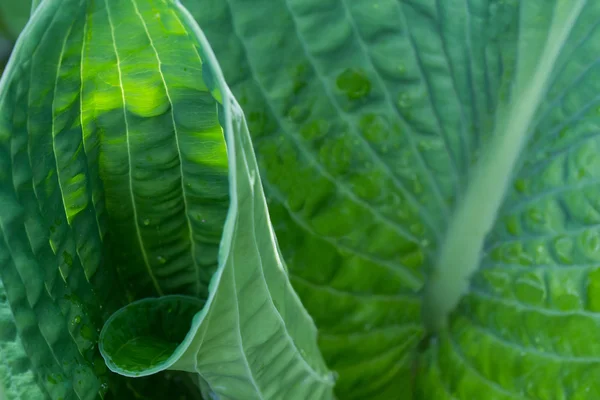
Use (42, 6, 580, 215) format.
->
(0, 0, 332, 399)
(183, 0, 600, 398)
(99, 3, 334, 396)
(0, 1, 125, 397)
(0, 280, 46, 399)
(418, 1, 600, 398)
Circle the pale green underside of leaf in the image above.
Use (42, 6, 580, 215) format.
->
(185, 0, 600, 398)
(0, 0, 332, 399)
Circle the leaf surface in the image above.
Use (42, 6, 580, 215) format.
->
(0, 0, 332, 398)
(0, 280, 46, 400)
(183, 0, 600, 398)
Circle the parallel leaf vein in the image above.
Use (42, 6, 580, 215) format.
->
(130, 0, 203, 296)
(104, 0, 163, 296)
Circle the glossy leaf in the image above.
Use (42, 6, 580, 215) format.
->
(0, 0, 332, 399)
(184, 0, 600, 398)
(99, 4, 335, 397)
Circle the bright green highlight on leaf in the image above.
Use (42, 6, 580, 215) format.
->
(0, 0, 333, 399)
(6, 0, 600, 399)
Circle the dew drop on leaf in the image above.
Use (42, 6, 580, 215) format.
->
(99, 382, 109, 396)
(397, 92, 411, 109)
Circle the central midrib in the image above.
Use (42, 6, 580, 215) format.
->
(422, 0, 586, 333)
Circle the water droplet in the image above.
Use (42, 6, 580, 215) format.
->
(397, 93, 411, 109)
(72, 316, 81, 325)
(143, 218, 150, 226)
(99, 382, 109, 395)
(533, 244, 549, 264)
(157, 256, 167, 264)
(336, 67, 371, 100)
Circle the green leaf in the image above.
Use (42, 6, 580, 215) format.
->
(417, 1, 600, 398)
(0, 280, 46, 400)
(183, 0, 600, 398)
(0, 0, 333, 398)
(100, 296, 205, 376)
(99, 4, 335, 396)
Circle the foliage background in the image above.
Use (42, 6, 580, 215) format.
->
(0, 1, 31, 72)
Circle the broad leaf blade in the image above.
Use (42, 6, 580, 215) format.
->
(80, 0, 230, 301)
(100, 5, 335, 397)
(0, 0, 127, 397)
(181, 0, 493, 396)
(184, 0, 600, 398)
(418, 1, 600, 398)
(1, 0, 332, 398)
